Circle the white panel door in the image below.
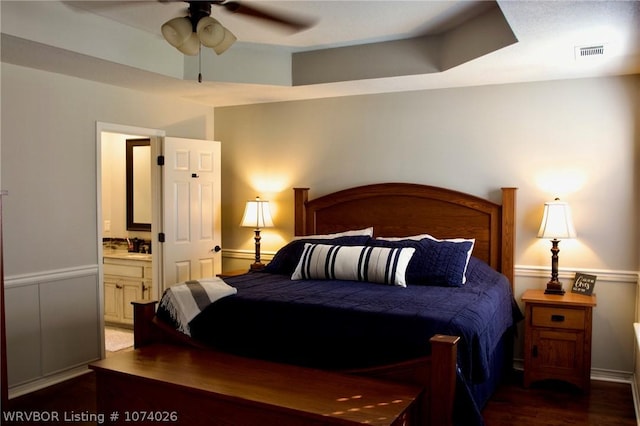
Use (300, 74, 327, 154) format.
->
(162, 137, 221, 289)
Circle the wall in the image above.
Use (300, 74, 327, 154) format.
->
(1, 58, 637, 389)
(215, 75, 640, 379)
(0, 63, 214, 393)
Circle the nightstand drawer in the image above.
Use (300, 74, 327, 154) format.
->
(531, 306, 585, 330)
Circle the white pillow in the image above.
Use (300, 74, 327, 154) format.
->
(292, 227, 374, 240)
(291, 243, 415, 287)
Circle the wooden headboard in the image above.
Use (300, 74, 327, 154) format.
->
(294, 183, 517, 287)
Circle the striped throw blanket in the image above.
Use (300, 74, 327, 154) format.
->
(159, 277, 237, 336)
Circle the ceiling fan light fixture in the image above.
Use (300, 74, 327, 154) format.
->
(161, 17, 193, 48)
(212, 28, 237, 55)
(160, 0, 315, 57)
(177, 32, 201, 56)
(197, 16, 225, 47)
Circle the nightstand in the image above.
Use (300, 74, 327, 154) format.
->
(217, 269, 249, 278)
(522, 289, 596, 392)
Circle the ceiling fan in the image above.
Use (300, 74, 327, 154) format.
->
(161, 1, 316, 56)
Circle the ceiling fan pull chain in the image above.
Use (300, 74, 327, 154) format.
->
(198, 48, 203, 83)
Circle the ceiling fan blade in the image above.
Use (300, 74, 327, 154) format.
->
(220, 1, 316, 32)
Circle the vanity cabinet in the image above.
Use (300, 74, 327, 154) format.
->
(103, 254, 152, 326)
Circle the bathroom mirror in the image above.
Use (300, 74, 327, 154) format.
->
(126, 139, 151, 231)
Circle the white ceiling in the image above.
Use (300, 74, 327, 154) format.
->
(64, 0, 495, 49)
(2, 1, 639, 107)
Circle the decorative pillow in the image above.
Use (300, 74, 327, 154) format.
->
(368, 237, 474, 287)
(263, 235, 372, 275)
(292, 227, 374, 240)
(291, 243, 415, 287)
(423, 236, 475, 284)
(376, 234, 475, 284)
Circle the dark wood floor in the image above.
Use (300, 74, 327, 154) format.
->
(3, 369, 637, 425)
(483, 371, 637, 426)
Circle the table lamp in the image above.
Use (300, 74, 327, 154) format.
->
(537, 198, 576, 295)
(240, 196, 274, 271)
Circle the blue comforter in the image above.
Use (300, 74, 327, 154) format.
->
(159, 256, 521, 386)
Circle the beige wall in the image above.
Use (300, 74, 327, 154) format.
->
(216, 76, 639, 271)
(0, 63, 214, 390)
(215, 75, 640, 377)
(1, 63, 214, 276)
(1, 58, 638, 384)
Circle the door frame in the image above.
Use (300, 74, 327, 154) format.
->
(95, 122, 164, 356)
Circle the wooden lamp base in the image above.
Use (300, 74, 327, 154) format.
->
(544, 238, 565, 295)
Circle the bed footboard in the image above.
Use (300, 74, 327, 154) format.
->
(347, 335, 459, 426)
(132, 300, 207, 350)
(133, 301, 460, 425)
(429, 335, 460, 426)
(132, 300, 158, 348)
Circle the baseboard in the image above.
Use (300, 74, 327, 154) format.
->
(513, 359, 633, 384)
(8, 365, 93, 399)
(632, 323, 640, 425)
(515, 359, 639, 424)
(630, 374, 640, 426)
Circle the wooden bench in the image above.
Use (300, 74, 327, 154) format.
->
(89, 344, 422, 426)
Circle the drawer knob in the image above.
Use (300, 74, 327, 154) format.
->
(551, 314, 565, 322)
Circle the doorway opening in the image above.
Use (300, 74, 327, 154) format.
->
(96, 122, 164, 357)
(96, 124, 222, 356)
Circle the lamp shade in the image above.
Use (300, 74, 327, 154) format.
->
(161, 17, 193, 48)
(240, 197, 274, 229)
(162, 15, 236, 56)
(196, 17, 226, 47)
(212, 28, 237, 55)
(537, 199, 577, 239)
(177, 32, 201, 56)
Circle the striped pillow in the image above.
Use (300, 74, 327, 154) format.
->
(291, 243, 415, 287)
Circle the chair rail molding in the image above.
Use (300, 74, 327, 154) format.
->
(515, 265, 638, 285)
(5, 264, 99, 289)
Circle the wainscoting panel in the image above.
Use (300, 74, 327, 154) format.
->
(221, 248, 275, 274)
(39, 275, 101, 375)
(4, 284, 41, 386)
(4, 265, 101, 393)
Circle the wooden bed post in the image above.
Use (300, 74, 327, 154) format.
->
(132, 300, 158, 349)
(500, 187, 517, 288)
(293, 188, 309, 236)
(429, 335, 459, 426)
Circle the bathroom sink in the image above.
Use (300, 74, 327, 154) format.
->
(125, 253, 152, 260)
(104, 252, 151, 260)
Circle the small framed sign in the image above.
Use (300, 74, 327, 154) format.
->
(571, 272, 597, 296)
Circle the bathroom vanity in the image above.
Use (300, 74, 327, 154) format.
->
(103, 252, 152, 326)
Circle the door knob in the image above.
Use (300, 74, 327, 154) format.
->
(213, 245, 221, 252)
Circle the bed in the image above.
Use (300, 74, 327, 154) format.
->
(134, 183, 520, 426)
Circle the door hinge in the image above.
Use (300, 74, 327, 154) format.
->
(158, 232, 165, 243)
(157, 155, 165, 166)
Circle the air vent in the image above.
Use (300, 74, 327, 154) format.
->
(575, 45, 605, 60)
